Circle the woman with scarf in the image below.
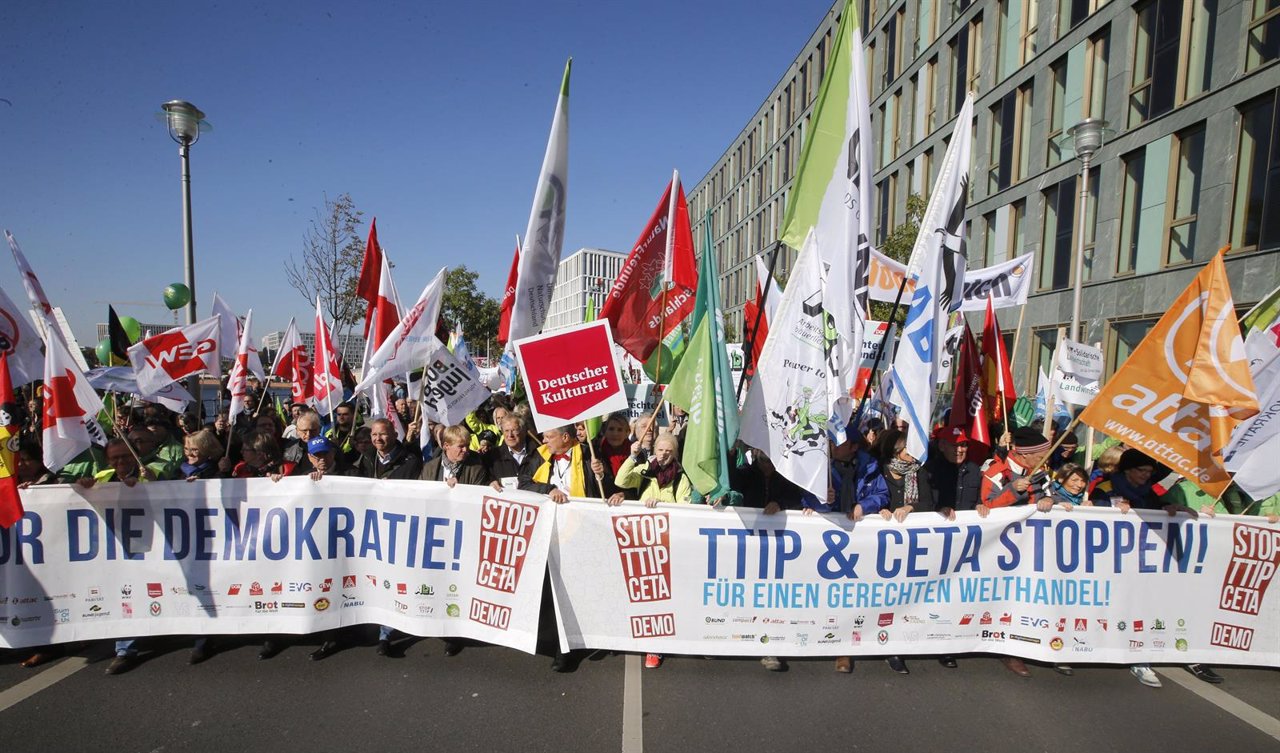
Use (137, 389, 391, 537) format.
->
(606, 433, 689, 669)
(228, 430, 296, 480)
(874, 428, 932, 675)
(181, 429, 224, 482)
(607, 433, 691, 508)
(1088, 449, 1165, 511)
(1045, 464, 1089, 509)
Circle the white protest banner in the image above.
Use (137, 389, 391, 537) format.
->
(548, 503, 1280, 667)
(958, 253, 1035, 311)
(868, 252, 1034, 312)
(419, 340, 492, 425)
(853, 320, 895, 396)
(0, 478, 554, 654)
(623, 383, 667, 427)
(1052, 339, 1104, 406)
(513, 320, 627, 433)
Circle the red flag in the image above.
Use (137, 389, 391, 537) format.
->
(371, 252, 401, 350)
(497, 238, 520, 345)
(313, 299, 344, 415)
(227, 310, 255, 425)
(43, 334, 106, 472)
(599, 180, 698, 362)
(356, 219, 383, 338)
(949, 325, 991, 450)
(269, 318, 313, 406)
(0, 352, 23, 527)
(981, 297, 1017, 422)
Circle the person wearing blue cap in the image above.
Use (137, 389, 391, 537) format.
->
(305, 434, 351, 480)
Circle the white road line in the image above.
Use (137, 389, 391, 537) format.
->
(0, 656, 91, 714)
(622, 653, 643, 753)
(1157, 668, 1280, 742)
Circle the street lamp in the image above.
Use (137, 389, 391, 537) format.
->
(1066, 118, 1109, 343)
(159, 100, 209, 326)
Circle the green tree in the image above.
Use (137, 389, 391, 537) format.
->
(441, 266, 502, 362)
(870, 192, 927, 326)
(284, 193, 365, 342)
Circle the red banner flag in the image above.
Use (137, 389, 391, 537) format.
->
(497, 238, 520, 345)
(0, 352, 23, 527)
(599, 180, 698, 363)
(270, 317, 313, 406)
(126, 316, 221, 395)
(357, 218, 383, 338)
(981, 297, 1017, 422)
(948, 325, 991, 450)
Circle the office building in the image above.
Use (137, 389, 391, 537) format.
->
(543, 247, 628, 332)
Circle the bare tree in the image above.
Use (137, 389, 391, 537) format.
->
(284, 193, 365, 344)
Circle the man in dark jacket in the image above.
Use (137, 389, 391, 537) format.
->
(488, 414, 535, 488)
(354, 418, 423, 480)
(422, 425, 498, 489)
(925, 426, 984, 516)
(518, 425, 609, 502)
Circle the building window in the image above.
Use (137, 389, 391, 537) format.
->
(1167, 125, 1205, 266)
(891, 89, 903, 159)
(1058, 0, 1108, 37)
(997, 0, 1037, 80)
(983, 211, 998, 267)
(1231, 89, 1280, 253)
(988, 83, 1033, 193)
(1040, 167, 1097, 290)
(924, 56, 938, 130)
(1249, 0, 1280, 70)
(1108, 317, 1158, 376)
(878, 180, 891, 245)
(1129, 0, 1216, 128)
(1118, 136, 1172, 273)
(1048, 30, 1109, 165)
(951, 19, 981, 114)
(918, 0, 938, 50)
(1031, 327, 1060, 387)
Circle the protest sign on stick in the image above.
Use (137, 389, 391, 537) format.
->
(513, 320, 628, 434)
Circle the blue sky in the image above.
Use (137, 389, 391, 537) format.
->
(0, 0, 835, 347)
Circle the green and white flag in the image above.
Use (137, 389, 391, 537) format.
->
(509, 59, 571, 343)
(778, 0, 875, 442)
(666, 220, 740, 499)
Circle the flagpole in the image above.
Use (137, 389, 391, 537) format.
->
(1010, 304, 1027, 383)
(736, 240, 782, 401)
(851, 270, 912, 427)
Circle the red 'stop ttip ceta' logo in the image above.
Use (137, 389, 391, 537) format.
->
(612, 513, 672, 604)
(477, 497, 539, 594)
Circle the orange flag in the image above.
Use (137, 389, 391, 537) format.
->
(1079, 249, 1257, 496)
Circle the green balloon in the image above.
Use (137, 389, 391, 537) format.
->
(643, 343, 676, 384)
(95, 338, 112, 366)
(119, 315, 141, 343)
(163, 283, 191, 310)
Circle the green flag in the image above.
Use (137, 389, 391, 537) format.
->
(1241, 283, 1280, 337)
(666, 213, 740, 498)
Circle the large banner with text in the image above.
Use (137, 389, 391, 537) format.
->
(548, 503, 1279, 666)
(0, 479, 554, 653)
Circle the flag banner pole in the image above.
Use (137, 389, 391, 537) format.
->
(1010, 304, 1027, 383)
(1030, 413, 1086, 475)
(850, 271, 911, 427)
(583, 417, 605, 500)
(1082, 340, 1101, 469)
(736, 241, 782, 401)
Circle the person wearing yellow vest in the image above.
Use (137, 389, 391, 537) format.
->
(519, 425, 609, 503)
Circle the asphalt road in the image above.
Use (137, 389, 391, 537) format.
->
(1, 631, 1277, 753)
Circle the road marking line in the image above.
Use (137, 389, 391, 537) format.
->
(1157, 668, 1280, 742)
(0, 656, 91, 714)
(622, 653, 643, 753)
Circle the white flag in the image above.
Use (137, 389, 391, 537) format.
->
(1224, 301, 1280, 499)
(227, 309, 255, 426)
(212, 293, 266, 381)
(127, 315, 222, 396)
(509, 60, 571, 342)
(42, 333, 107, 472)
(418, 340, 492, 426)
(739, 230, 829, 499)
(0, 284, 46, 387)
(890, 93, 974, 462)
(354, 268, 448, 394)
(5, 231, 59, 337)
(85, 367, 193, 414)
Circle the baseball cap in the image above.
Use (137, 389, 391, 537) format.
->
(307, 436, 336, 455)
(933, 426, 970, 443)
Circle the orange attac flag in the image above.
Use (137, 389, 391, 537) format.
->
(0, 352, 24, 528)
(1079, 249, 1258, 496)
(981, 296, 1016, 423)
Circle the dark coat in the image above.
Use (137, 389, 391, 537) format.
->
(924, 452, 984, 511)
(883, 463, 936, 512)
(354, 442, 424, 481)
(487, 443, 536, 483)
(421, 452, 492, 486)
(518, 445, 610, 498)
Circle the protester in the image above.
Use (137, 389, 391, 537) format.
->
(1090, 444, 1125, 492)
(325, 401, 360, 464)
(15, 441, 55, 488)
(1047, 431, 1080, 470)
(608, 433, 691, 507)
(230, 430, 295, 480)
(594, 413, 633, 479)
(284, 410, 321, 475)
(1044, 463, 1088, 509)
(354, 418, 423, 480)
(422, 425, 497, 488)
(925, 426, 984, 518)
(519, 425, 609, 503)
(180, 428, 224, 481)
(1087, 449, 1164, 511)
(487, 414, 534, 488)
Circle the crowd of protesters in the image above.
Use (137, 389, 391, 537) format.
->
(7, 376, 1278, 683)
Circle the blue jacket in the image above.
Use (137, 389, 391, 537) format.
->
(803, 450, 889, 514)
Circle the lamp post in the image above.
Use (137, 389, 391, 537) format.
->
(1066, 118, 1108, 343)
(160, 100, 208, 326)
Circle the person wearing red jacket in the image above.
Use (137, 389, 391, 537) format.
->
(981, 428, 1053, 512)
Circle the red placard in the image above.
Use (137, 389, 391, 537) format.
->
(512, 320, 628, 433)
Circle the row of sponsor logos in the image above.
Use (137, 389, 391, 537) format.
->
(1, 575, 463, 605)
(703, 611, 1192, 634)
